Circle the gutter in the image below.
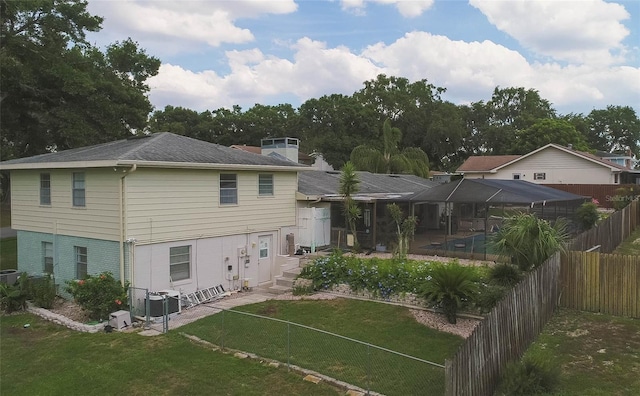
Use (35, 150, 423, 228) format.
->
(119, 164, 137, 287)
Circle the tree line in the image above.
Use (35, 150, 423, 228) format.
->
(2, 1, 639, 173)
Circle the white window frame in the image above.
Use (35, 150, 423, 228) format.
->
(534, 172, 546, 180)
(259, 239, 269, 259)
(170, 246, 191, 281)
(258, 174, 274, 196)
(72, 172, 85, 207)
(43, 242, 54, 274)
(75, 246, 87, 279)
(40, 173, 51, 205)
(220, 174, 238, 205)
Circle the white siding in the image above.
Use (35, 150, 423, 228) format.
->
(464, 148, 617, 184)
(11, 169, 121, 240)
(125, 168, 297, 244)
(133, 232, 277, 293)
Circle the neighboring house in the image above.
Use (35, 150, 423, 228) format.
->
(296, 170, 439, 250)
(429, 171, 460, 184)
(457, 144, 640, 184)
(596, 149, 638, 170)
(231, 137, 334, 171)
(0, 133, 306, 295)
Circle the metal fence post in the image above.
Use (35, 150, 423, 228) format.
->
(145, 289, 150, 329)
(221, 309, 225, 350)
(287, 321, 291, 371)
(162, 295, 169, 334)
(367, 343, 371, 395)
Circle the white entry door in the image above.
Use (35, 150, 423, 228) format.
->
(258, 235, 272, 284)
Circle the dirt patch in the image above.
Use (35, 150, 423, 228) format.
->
(48, 297, 91, 323)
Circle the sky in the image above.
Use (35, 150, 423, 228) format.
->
(86, 0, 640, 116)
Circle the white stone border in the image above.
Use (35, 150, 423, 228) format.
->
(27, 303, 105, 333)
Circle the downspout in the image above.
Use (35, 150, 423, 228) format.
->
(119, 164, 137, 287)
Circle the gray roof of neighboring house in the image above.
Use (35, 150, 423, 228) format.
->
(410, 179, 588, 204)
(0, 133, 305, 169)
(298, 170, 439, 200)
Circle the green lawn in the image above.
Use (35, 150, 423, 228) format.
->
(517, 308, 640, 395)
(180, 299, 463, 395)
(0, 313, 342, 396)
(613, 226, 640, 255)
(0, 236, 17, 270)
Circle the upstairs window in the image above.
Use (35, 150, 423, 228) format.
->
(75, 246, 87, 279)
(220, 174, 237, 205)
(170, 246, 191, 281)
(40, 173, 51, 205)
(258, 174, 274, 196)
(72, 172, 85, 207)
(534, 173, 546, 180)
(43, 242, 53, 274)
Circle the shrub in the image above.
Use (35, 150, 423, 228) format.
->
(65, 272, 129, 321)
(0, 273, 29, 313)
(420, 262, 478, 324)
(29, 274, 57, 309)
(496, 356, 559, 395)
(475, 284, 507, 313)
(576, 201, 599, 230)
(489, 263, 523, 287)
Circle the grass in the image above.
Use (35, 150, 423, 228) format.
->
(518, 308, 640, 395)
(612, 226, 640, 255)
(0, 313, 342, 396)
(180, 298, 463, 395)
(0, 237, 17, 270)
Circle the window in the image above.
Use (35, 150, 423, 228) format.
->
(43, 242, 53, 274)
(40, 173, 51, 205)
(75, 246, 87, 279)
(170, 246, 191, 281)
(512, 173, 521, 180)
(258, 174, 273, 196)
(72, 172, 85, 207)
(220, 174, 237, 204)
(259, 239, 269, 259)
(534, 173, 546, 180)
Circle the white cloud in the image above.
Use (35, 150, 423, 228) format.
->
(148, 38, 384, 111)
(88, 0, 297, 50)
(341, 0, 434, 17)
(470, 0, 631, 65)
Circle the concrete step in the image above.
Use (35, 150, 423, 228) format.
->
(282, 267, 302, 279)
(275, 276, 294, 288)
(266, 285, 291, 295)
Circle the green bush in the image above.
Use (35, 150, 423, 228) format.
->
(576, 201, 599, 230)
(29, 274, 57, 309)
(496, 356, 559, 395)
(489, 263, 523, 287)
(0, 273, 29, 313)
(475, 284, 507, 313)
(420, 262, 478, 324)
(65, 272, 129, 320)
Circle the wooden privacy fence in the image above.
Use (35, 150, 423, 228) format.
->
(445, 253, 561, 396)
(568, 199, 639, 252)
(546, 184, 638, 209)
(561, 251, 640, 318)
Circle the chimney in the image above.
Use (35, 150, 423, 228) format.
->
(567, 143, 573, 150)
(261, 137, 299, 163)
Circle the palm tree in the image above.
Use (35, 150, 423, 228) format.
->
(350, 119, 430, 177)
(490, 213, 569, 272)
(421, 262, 478, 324)
(339, 162, 361, 250)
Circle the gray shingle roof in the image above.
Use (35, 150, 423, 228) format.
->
(298, 170, 438, 198)
(0, 133, 304, 168)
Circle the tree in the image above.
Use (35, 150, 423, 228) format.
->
(0, 0, 160, 159)
(479, 87, 557, 155)
(490, 213, 569, 272)
(387, 203, 417, 259)
(350, 119, 430, 177)
(512, 119, 591, 154)
(338, 162, 361, 251)
(586, 105, 640, 155)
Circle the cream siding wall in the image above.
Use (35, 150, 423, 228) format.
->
(464, 148, 617, 184)
(10, 169, 121, 241)
(125, 168, 297, 244)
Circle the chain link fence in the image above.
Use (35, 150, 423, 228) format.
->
(170, 302, 445, 395)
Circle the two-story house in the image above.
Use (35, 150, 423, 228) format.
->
(0, 133, 305, 294)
